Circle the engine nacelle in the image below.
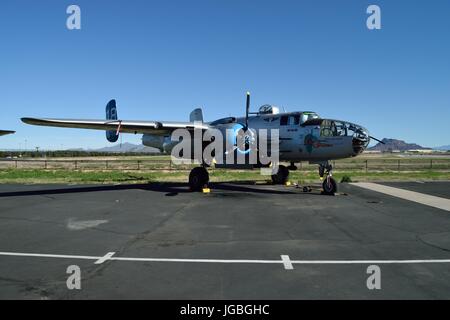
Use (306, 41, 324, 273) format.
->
(142, 134, 165, 151)
(142, 134, 176, 153)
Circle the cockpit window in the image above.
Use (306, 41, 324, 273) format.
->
(300, 112, 319, 124)
(289, 115, 299, 125)
(320, 120, 336, 137)
(280, 115, 300, 126)
(320, 120, 351, 137)
(334, 121, 348, 136)
(320, 120, 367, 138)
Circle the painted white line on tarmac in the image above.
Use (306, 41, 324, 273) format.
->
(95, 252, 116, 264)
(289, 259, 450, 264)
(351, 182, 450, 212)
(281, 255, 294, 270)
(0, 251, 98, 260)
(111, 257, 281, 264)
(1, 251, 450, 268)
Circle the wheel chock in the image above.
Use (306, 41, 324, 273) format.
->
(202, 187, 211, 193)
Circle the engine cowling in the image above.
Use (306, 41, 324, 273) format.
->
(142, 134, 178, 153)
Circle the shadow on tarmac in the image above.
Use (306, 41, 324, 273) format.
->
(0, 181, 324, 198)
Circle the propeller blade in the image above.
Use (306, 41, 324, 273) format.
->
(370, 136, 385, 144)
(245, 91, 250, 129)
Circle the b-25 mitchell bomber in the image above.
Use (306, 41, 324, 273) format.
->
(22, 93, 382, 195)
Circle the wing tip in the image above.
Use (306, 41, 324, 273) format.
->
(0, 130, 15, 135)
(21, 117, 41, 125)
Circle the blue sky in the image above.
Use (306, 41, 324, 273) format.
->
(0, 0, 449, 150)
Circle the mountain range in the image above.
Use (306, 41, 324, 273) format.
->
(368, 138, 432, 152)
(71, 142, 160, 153)
(433, 145, 450, 151)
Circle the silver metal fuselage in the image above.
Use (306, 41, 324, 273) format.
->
(142, 111, 370, 163)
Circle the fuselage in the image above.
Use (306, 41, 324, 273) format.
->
(235, 112, 370, 161)
(142, 109, 370, 163)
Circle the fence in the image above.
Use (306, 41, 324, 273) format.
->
(0, 158, 449, 172)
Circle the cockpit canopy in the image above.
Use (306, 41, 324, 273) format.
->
(319, 119, 368, 138)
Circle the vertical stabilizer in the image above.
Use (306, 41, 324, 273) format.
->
(106, 99, 119, 143)
(189, 108, 203, 122)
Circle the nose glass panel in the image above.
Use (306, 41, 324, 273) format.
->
(319, 120, 369, 155)
(348, 123, 370, 155)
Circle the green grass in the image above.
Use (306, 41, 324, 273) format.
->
(0, 169, 448, 185)
(340, 175, 353, 183)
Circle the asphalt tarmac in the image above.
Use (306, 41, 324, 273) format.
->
(0, 181, 449, 299)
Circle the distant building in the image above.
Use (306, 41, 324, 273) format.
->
(407, 149, 438, 154)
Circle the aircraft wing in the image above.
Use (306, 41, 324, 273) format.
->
(21, 118, 210, 135)
(0, 130, 15, 136)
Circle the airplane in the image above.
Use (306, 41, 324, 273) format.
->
(21, 93, 383, 195)
(0, 130, 15, 136)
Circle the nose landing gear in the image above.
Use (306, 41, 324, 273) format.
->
(319, 162, 337, 195)
(189, 166, 209, 191)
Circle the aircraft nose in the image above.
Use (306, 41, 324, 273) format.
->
(352, 125, 370, 155)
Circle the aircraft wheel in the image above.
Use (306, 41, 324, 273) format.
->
(322, 177, 337, 195)
(189, 167, 209, 191)
(271, 165, 289, 184)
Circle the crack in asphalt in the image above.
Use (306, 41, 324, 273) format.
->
(416, 234, 450, 253)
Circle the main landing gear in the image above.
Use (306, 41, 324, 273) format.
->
(189, 166, 209, 191)
(271, 164, 290, 185)
(188, 162, 337, 195)
(319, 161, 337, 196)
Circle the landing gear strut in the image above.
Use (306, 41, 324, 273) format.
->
(271, 164, 289, 185)
(319, 161, 337, 195)
(287, 162, 297, 171)
(189, 166, 209, 191)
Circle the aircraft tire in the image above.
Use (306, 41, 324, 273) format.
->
(322, 177, 337, 195)
(271, 165, 289, 185)
(189, 167, 209, 191)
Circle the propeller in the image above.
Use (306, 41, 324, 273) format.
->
(370, 136, 385, 144)
(224, 93, 255, 155)
(245, 91, 250, 129)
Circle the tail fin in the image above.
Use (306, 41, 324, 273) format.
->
(189, 108, 203, 122)
(106, 99, 119, 143)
